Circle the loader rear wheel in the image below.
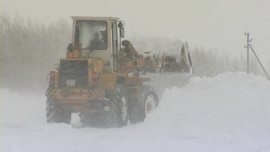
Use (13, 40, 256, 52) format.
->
(78, 85, 128, 128)
(46, 100, 70, 124)
(119, 95, 128, 126)
(108, 85, 129, 127)
(116, 85, 129, 126)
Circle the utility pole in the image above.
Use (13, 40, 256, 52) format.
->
(244, 32, 251, 73)
(244, 32, 270, 81)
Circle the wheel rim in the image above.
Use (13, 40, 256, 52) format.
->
(121, 96, 128, 121)
(145, 95, 156, 114)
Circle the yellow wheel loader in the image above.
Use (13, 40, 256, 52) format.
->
(46, 17, 158, 127)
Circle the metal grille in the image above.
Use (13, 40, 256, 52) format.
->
(58, 60, 88, 88)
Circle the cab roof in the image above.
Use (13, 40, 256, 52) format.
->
(71, 16, 120, 21)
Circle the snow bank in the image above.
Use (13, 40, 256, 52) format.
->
(142, 72, 192, 96)
(70, 113, 83, 128)
(2, 72, 270, 152)
(144, 72, 270, 151)
(1, 89, 46, 127)
(148, 72, 270, 132)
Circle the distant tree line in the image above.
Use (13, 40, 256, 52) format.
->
(1, 13, 71, 94)
(0, 14, 262, 94)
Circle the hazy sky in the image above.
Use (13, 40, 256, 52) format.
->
(2, 0, 270, 61)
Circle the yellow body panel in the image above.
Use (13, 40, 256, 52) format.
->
(99, 73, 117, 90)
(88, 58, 104, 73)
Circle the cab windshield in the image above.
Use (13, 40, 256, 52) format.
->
(75, 21, 107, 50)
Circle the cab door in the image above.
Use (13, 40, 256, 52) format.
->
(112, 21, 120, 72)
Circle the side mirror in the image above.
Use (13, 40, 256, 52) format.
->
(118, 21, 125, 38)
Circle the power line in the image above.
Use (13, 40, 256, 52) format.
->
(249, 45, 270, 81)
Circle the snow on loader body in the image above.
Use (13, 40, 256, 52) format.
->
(46, 17, 158, 127)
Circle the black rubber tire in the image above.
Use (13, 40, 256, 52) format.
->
(46, 100, 70, 124)
(77, 85, 129, 128)
(109, 85, 129, 127)
(129, 85, 159, 123)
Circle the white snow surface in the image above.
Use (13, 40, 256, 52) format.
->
(2, 72, 270, 152)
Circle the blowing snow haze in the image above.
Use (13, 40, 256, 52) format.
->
(2, 1, 270, 152)
(2, 0, 270, 59)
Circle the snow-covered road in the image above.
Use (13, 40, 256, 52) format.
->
(2, 72, 270, 152)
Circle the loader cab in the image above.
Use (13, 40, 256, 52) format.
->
(71, 16, 124, 72)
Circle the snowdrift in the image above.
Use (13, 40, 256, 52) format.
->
(1, 89, 46, 127)
(147, 72, 270, 136)
(2, 72, 270, 152)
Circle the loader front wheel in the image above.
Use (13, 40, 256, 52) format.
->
(144, 94, 157, 115)
(129, 86, 158, 123)
(140, 86, 158, 120)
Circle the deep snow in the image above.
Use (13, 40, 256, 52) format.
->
(2, 72, 270, 152)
